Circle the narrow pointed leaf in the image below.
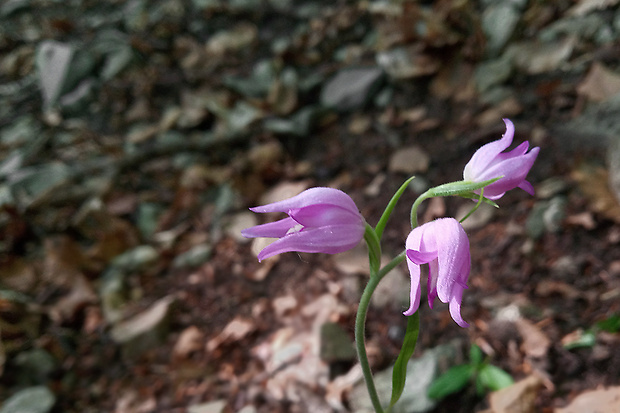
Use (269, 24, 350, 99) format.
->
(428, 364, 475, 400)
(477, 364, 514, 392)
(389, 311, 420, 408)
(376, 176, 415, 240)
(469, 344, 483, 366)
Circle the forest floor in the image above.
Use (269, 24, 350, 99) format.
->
(1, 1, 620, 412)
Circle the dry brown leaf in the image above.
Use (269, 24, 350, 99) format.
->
(272, 295, 298, 317)
(476, 97, 523, 127)
(48, 274, 97, 323)
(325, 364, 363, 411)
(43, 235, 85, 284)
(206, 317, 255, 352)
(572, 164, 620, 224)
(565, 212, 597, 229)
(515, 319, 551, 359)
(489, 375, 543, 413)
(0, 257, 36, 293)
(577, 62, 620, 102)
(422, 196, 446, 224)
(555, 386, 620, 413)
(509, 38, 575, 75)
(172, 326, 204, 361)
(535, 280, 582, 300)
(332, 244, 370, 276)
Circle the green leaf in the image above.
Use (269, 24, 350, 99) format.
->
(427, 364, 475, 400)
(375, 176, 415, 240)
(563, 330, 596, 350)
(597, 314, 620, 333)
(429, 178, 501, 198)
(477, 364, 514, 392)
(456, 192, 499, 208)
(389, 311, 420, 408)
(469, 344, 483, 366)
(475, 373, 486, 396)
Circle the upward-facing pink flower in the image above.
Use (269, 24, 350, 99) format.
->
(404, 218, 470, 328)
(241, 187, 365, 262)
(463, 119, 539, 200)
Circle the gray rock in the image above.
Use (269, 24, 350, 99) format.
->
(350, 342, 461, 413)
(482, 3, 521, 56)
(100, 268, 128, 323)
(320, 322, 356, 363)
(9, 162, 71, 209)
(475, 57, 513, 93)
(388, 146, 431, 175)
(608, 134, 620, 204)
(110, 245, 158, 272)
(14, 349, 57, 386)
(0, 386, 55, 413)
(371, 265, 409, 310)
(172, 244, 212, 268)
(321, 67, 384, 111)
(35, 41, 73, 107)
(526, 197, 567, 239)
(555, 94, 620, 152)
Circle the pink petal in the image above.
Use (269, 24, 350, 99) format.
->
(474, 147, 539, 198)
(250, 187, 358, 214)
(449, 286, 469, 328)
(406, 249, 438, 265)
(403, 260, 422, 316)
(241, 217, 297, 238)
(256, 224, 364, 261)
(290, 204, 363, 227)
(463, 119, 514, 181)
(427, 258, 439, 309)
(432, 219, 470, 304)
(518, 180, 535, 195)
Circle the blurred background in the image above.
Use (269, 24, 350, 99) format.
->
(1, 0, 620, 412)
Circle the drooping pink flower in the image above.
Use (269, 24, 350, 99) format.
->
(404, 218, 470, 328)
(242, 187, 365, 262)
(463, 119, 539, 200)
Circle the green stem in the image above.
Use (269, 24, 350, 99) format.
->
(355, 251, 407, 413)
(364, 223, 382, 275)
(410, 190, 431, 229)
(459, 187, 484, 223)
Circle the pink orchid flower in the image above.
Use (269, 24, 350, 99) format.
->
(463, 119, 539, 200)
(242, 187, 365, 262)
(404, 218, 471, 328)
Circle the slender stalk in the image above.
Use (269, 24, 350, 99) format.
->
(355, 252, 407, 413)
(410, 190, 431, 229)
(459, 187, 485, 223)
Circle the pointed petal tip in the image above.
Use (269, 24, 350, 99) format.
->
(403, 307, 417, 317)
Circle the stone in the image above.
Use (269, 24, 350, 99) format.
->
(349, 343, 461, 413)
(319, 322, 356, 363)
(0, 386, 55, 413)
(321, 67, 384, 111)
(482, 3, 521, 56)
(110, 245, 158, 272)
(388, 146, 430, 175)
(608, 134, 620, 203)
